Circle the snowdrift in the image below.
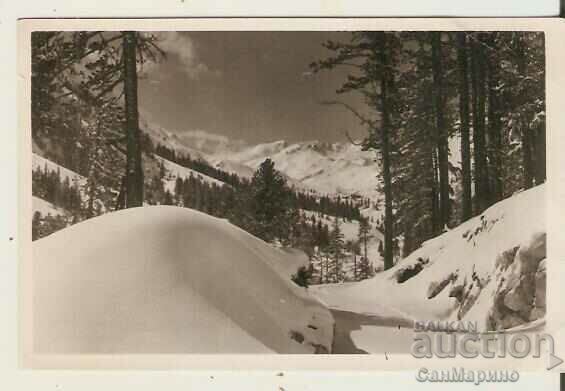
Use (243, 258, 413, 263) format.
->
(33, 206, 334, 354)
(313, 185, 546, 332)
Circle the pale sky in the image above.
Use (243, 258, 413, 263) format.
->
(139, 31, 367, 144)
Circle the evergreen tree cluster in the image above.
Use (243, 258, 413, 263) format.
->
(32, 31, 165, 213)
(153, 142, 364, 221)
(312, 31, 545, 268)
(143, 155, 378, 285)
(308, 216, 376, 285)
(154, 143, 245, 188)
(293, 192, 362, 221)
(32, 145, 380, 284)
(32, 211, 69, 241)
(32, 166, 82, 215)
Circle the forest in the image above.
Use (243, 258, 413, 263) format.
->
(311, 31, 545, 269)
(31, 31, 545, 285)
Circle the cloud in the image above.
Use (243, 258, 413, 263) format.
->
(151, 32, 220, 80)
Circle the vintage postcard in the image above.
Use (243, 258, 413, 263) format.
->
(17, 18, 565, 373)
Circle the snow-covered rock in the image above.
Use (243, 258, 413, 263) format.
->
(312, 184, 545, 332)
(490, 232, 546, 329)
(33, 206, 334, 353)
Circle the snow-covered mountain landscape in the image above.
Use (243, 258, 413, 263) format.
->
(142, 118, 384, 200)
(34, 206, 333, 353)
(29, 30, 546, 358)
(31, 123, 547, 354)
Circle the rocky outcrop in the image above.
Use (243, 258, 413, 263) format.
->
(395, 257, 429, 283)
(487, 232, 546, 330)
(427, 272, 458, 299)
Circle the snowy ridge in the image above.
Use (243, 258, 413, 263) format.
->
(32, 153, 84, 185)
(216, 140, 381, 198)
(32, 196, 66, 217)
(33, 206, 334, 353)
(312, 185, 546, 338)
(140, 117, 206, 161)
(214, 160, 255, 180)
(154, 155, 226, 193)
(140, 123, 382, 200)
(177, 129, 248, 156)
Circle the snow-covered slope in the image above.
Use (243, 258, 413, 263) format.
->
(32, 196, 66, 217)
(32, 153, 84, 186)
(312, 185, 546, 333)
(154, 155, 225, 193)
(177, 129, 248, 157)
(214, 159, 255, 180)
(141, 124, 382, 200)
(33, 206, 334, 353)
(140, 117, 206, 161)
(217, 141, 381, 199)
(301, 210, 384, 277)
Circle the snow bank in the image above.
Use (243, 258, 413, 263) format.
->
(33, 206, 333, 354)
(312, 185, 545, 332)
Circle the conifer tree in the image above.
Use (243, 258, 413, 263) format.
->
(328, 216, 345, 282)
(249, 158, 295, 243)
(457, 32, 473, 222)
(311, 32, 398, 270)
(358, 217, 371, 276)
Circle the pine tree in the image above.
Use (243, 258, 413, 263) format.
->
(311, 32, 398, 270)
(31, 31, 165, 215)
(249, 158, 295, 243)
(485, 32, 504, 203)
(470, 32, 490, 213)
(123, 31, 144, 207)
(431, 32, 451, 228)
(357, 217, 371, 278)
(457, 32, 473, 222)
(328, 216, 345, 282)
(32, 211, 43, 241)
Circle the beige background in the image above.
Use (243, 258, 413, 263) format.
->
(17, 18, 565, 371)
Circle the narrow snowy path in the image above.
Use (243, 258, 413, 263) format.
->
(330, 309, 413, 354)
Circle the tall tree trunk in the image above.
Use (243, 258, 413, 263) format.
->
(522, 126, 535, 189)
(431, 149, 441, 234)
(431, 32, 451, 229)
(486, 33, 503, 202)
(353, 253, 357, 281)
(534, 125, 546, 185)
(379, 33, 394, 271)
(319, 252, 323, 284)
(514, 35, 535, 189)
(123, 31, 144, 207)
(470, 33, 489, 213)
(363, 233, 368, 267)
(534, 36, 547, 186)
(457, 32, 473, 221)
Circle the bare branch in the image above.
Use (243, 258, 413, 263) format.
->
(319, 100, 375, 127)
(345, 131, 364, 146)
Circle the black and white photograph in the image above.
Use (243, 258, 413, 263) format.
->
(27, 25, 547, 357)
